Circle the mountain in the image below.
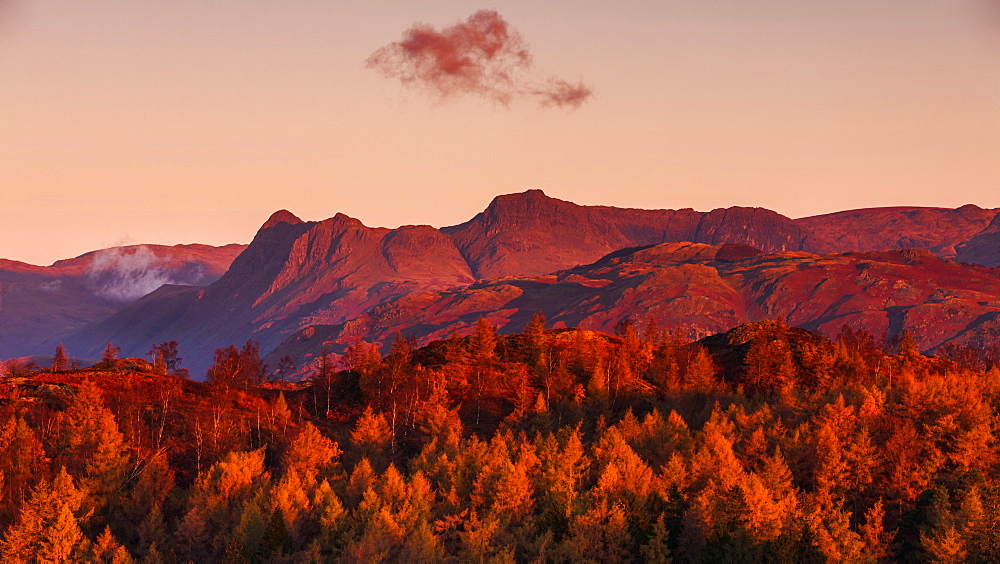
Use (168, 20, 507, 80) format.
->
(41, 190, 1000, 377)
(59, 192, 828, 375)
(63, 211, 477, 374)
(442, 189, 811, 279)
(268, 242, 1000, 377)
(795, 204, 999, 257)
(0, 243, 245, 359)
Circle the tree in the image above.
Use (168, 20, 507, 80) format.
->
(351, 408, 393, 470)
(175, 450, 271, 562)
(52, 344, 69, 372)
(276, 355, 296, 381)
(312, 344, 338, 417)
(469, 318, 500, 427)
(92, 526, 132, 563)
(206, 340, 267, 389)
(641, 514, 674, 563)
(342, 339, 381, 378)
(100, 343, 120, 367)
(744, 336, 796, 392)
(283, 422, 342, 485)
(684, 346, 717, 393)
(471, 317, 498, 363)
(148, 341, 182, 374)
(897, 330, 919, 358)
(0, 417, 47, 528)
(524, 312, 549, 369)
(51, 380, 131, 521)
(101, 341, 122, 363)
(0, 467, 89, 562)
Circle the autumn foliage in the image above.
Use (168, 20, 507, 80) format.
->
(2, 318, 1000, 562)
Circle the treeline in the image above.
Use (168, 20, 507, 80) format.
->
(2, 316, 1000, 562)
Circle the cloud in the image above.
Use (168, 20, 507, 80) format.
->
(367, 10, 592, 109)
(87, 245, 200, 302)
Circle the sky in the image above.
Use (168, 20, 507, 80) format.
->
(1, 1, 998, 265)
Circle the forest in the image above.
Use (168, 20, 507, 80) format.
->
(2, 316, 1000, 563)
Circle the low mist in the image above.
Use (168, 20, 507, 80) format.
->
(87, 245, 202, 302)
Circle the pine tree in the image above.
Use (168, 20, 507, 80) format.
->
(0, 416, 47, 528)
(92, 526, 133, 563)
(283, 422, 342, 485)
(99, 343, 121, 367)
(351, 408, 393, 470)
(175, 450, 271, 562)
(859, 500, 891, 562)
(684, 346, 717, 393)
(525, 312, 549, 368)
(52, 380, 130, 521)
(0, 467, 88, 562)
(641, 514, 674, 563)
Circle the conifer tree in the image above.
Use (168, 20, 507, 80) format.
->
(525, 312, 549, 367)
(0, 467, 88, 563)
(49, 379, 130, 523)
(283, 422, 342, 485)
(92, 526, 132, 564)
(175, 449, 270, 562)
(351, 408, 393, 470)
(99, 343, 120, 367)
(0, 416, 47, 528)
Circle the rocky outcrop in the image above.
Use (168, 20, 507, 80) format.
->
(442, 190, 809, 279)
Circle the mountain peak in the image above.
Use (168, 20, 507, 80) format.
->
(483, 189, 570, 217)
(492, 189, 555, 204)
(262, 210, 303, 230)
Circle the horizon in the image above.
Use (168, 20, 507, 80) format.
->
(2, 1, 998, 265)
(4, 188, 998, 267)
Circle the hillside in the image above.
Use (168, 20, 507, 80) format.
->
(2, 322, 998, 561)
(0, 243, 246, 359)
(266, 243, 1000, 378)
(795, 204, 999, 257)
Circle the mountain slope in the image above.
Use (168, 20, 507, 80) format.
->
(268, 242, 1000, 375)
(956, 213, 1000, 267)
(0, 243, 245, 358)
(795, 204, 999, 257)
(65, 211, 477, 374)
(442, 189, 810, 278)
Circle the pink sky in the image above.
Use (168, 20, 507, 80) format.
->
(1, 1, 997, 265)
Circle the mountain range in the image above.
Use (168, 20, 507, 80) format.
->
(3, 190, 999, 376)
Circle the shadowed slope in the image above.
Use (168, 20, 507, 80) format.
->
(956, 213, 1000, 267)
(0, 243, 245, 358)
